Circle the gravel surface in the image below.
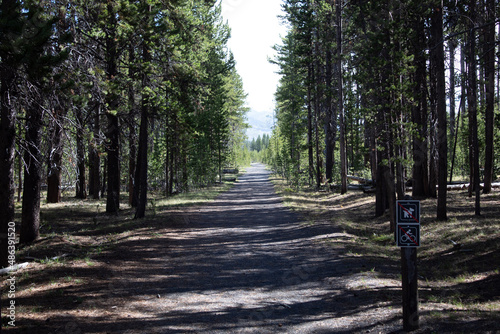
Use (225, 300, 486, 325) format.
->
(114, 164, 406, 333)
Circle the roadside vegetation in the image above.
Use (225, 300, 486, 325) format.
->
(272, 175, 500, 330)
(0, 178, 237, 332)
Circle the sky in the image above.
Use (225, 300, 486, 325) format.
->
(220, 0, 289, 140)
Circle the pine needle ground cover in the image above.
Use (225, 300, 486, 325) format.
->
(0, 182, 234, 333)
(1, 175, 499, 333)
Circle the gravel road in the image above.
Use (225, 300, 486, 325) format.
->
(118, 163, 403, 334)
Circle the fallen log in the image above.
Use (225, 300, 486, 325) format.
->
(445, 182, 500, 191)
(222, 168, 239, 174)
(347, 175, 373, 185)
(0, 262, 30, 275)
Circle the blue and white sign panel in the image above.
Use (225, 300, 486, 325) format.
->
(396, 200, 420, 225)
(397, 224, 420, 247)
(396, 200, 421, 248)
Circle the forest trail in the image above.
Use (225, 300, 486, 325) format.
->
(98, 163, 401, 334)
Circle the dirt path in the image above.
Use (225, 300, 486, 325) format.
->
(28, 163, 408, 334)
(77, 163, 399, 334)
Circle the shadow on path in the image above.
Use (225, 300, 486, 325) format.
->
(29, 164, 403, 334)
(91, 164, 401, 333)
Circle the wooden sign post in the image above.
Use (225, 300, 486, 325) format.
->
(396, 200, 420, 331)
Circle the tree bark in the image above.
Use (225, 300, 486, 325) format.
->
(375, 101, 393, 219)
(483, 0, 495, 194)
(47, 5, 70, 204)
(21, 98, 43, 243)
(467, 2, 481, 215)
(0, 0, 18, 267)
(134, 34, 150, 219)
(75, 108, 87, 199)
(47, 108, 64, 203)
(165, 106, 173, 196)
(324, 46, 335, 184)
(337, 0, 347, 194)
(313, 27, 322, 189)
(134, 108, 148, 218)
(411, 11, 429, 198)
(307, 63, 314, 185)
(106, 112, 120, 213)
(375, 6, 395, 225)
(428, 50, 438, 199)
(90, 104, 101, 199)
(448, 38, 456, 139)
(324, 1, 335, 184)
(128, 42, 137, 206)
(105, 2, 120, 214)
(432, 2, 447, 221)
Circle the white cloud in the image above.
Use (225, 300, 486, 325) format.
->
(221, 0, 287, 139)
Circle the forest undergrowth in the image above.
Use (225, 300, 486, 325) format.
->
(1, 174, 499, 332)
(272, 176, 500, 329)
(0, 180, 236, 332)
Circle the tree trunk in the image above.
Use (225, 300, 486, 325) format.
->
(483, 0, 495, 194)
(21, 100, 43, 244)
(165, 106, 172, 196)
(105, 2, 120, 214)
(432, 2, 447, 221)
(307, 64, 314, 185)
(313, 29, 322, 189)
(449, 38, 456, 139)
(90, 104, 101, 199)
(134, 109, 148, 218)
(314, 93, 322, 189)
(337, 0, 347, 194)
(47, 108, 64, 203)
(106, 112, 120, 213)
(375, 104, 393, 219)
(375, 9, 395, 222)
(428, 45, 438, 200)
(368, 119, 377, 182)
(467, 2, 481, 215)
(324, 53, 335, 184)
(324, 2, 335, 184)
(411, 8, 429, 199)
(75, 108, 87, 199)
(47, 4, 70, 204)
(134, 35, 150, 219)
(395, 113, 405, 200)
(0, 0, 18, 266)
(128, 42, 137, 205)
(17, 148, 22, 203)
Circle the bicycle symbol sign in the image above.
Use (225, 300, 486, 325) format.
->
(396, 200, 421, 248)
(397, 224, 420, 247)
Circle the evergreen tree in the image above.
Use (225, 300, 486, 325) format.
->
(0, 0, 23, 266)
(20, 0, 69, 243)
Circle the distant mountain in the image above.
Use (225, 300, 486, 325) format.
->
(246, 110, 273, 140)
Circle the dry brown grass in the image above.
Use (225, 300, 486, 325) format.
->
(1, 175, 499, 333)
(1, 183, 234, 333)
(272, 177, 500, 330)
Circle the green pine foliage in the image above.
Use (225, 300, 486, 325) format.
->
(269, 0, 499, 187)
(0, 0, 249, 223)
